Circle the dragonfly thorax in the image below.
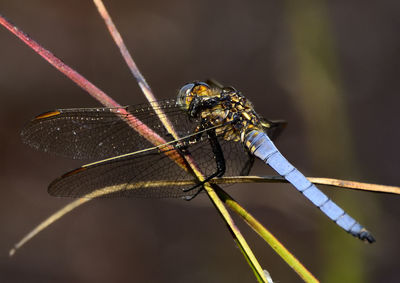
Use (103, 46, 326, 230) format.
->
(177, 81, 264, 142)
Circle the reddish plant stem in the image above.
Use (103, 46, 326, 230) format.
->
(93, 0, 151, 98)
(92, 0, 179, 140)
(0, 13, 187, 168)
(0, 14, 118, 108)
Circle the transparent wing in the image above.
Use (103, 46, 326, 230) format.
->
(21, 99, 285, 161)
(48, 134, 254, 198)
(21, 100, 189, 160)
(23, 98, 285, 198)
(261, 119, 287, 142)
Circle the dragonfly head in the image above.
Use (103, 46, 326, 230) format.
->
(177, 81, 212, 115)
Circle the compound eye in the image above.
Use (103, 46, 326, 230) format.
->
(177, 81, 212, 110)
(179, 83, 195, 98)
(192, 82, 211, 95)
(177, 83, 195, 109)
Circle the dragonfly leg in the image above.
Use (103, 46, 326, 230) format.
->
(183, 130, 226, 200)
(183, 186, 203, 201)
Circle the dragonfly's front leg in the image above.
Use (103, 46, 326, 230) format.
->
(183, 129, 226, 201)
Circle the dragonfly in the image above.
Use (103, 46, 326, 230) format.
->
(21, 80, 375, 243)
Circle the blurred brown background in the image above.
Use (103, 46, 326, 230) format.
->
(0, 0, 399, 282)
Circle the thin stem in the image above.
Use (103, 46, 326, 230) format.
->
(214, 176, 400, 194)
(92, 1, 269, 281)
(2, 6, 269, 282)
(214, 185, 319, 283)
(92, 0, 179, 141)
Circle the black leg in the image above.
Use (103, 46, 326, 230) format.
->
(183, 129, 226, 200)
(183, 186, 204, 201)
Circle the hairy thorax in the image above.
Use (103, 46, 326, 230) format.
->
(177, 82, 264, 142)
